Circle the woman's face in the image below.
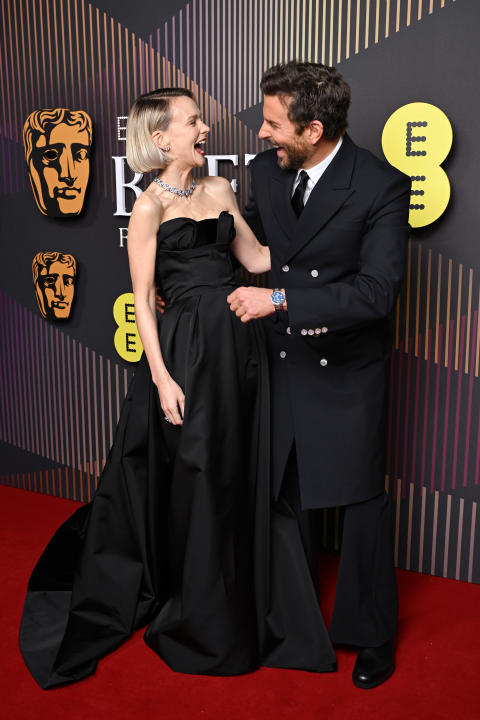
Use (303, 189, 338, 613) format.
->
(160, 96, 210, 170)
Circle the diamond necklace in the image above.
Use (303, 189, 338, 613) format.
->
(154, 177, 196, 197)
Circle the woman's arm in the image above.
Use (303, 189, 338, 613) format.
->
(207, 176, 271, 274)
(127, 194, 185, 425)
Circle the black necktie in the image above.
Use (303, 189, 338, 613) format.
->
(291, 170, 309, 217)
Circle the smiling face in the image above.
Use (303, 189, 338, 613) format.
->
(156, 95, 210, 170)
(258, 94, 313, 170)
(29, 122, 90, 216)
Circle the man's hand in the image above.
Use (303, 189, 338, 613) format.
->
(155, 286, 166, 314)
(227, 286, 277, 322)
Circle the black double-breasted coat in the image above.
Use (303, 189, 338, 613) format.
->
(245, 134, 411, 509)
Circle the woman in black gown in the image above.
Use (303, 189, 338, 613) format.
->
(19, 88, 337, 688)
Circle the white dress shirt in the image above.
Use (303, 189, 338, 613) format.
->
(291, 135, 344, 205)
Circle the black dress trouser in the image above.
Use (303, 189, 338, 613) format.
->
(276, 445, 398, 648)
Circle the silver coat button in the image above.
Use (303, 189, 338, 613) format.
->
(301, 329, 308, 336)
(282, 264, 290, 272)
(320, 358, 328, 366)
(280, 350, 286, 358)
(307, 329, 314, 335)
(286, 327, 291, 335)
(315, 328, 321, 335)
(322, 326, 328, 333)
(310, 269, 319, 277)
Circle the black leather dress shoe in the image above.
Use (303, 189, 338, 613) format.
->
(352, 640, 395, 689)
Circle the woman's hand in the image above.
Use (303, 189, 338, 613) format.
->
(155, 374, 185, 426)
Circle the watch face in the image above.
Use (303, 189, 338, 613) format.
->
(271, 290, 285, 305)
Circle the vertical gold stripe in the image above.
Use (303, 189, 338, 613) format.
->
(44, 0, 55, 103)
(329, 0, 334, 65)
(405, 240, 411, 353)
(300, 0, 305, 58)
(434, 254, 442, 364)
(38, 0, 48, 104)
(290, 0, 294, 58)
(396, 0, 401, 32)
(418, 485, 427, 572)
(88, 5, 97, 120)
(431, 490, 439, 575)
(375, 0, 380, 43)
(23, 0, 35, 110)
(132, 35, 138, 103)
(308, 0, 312, 59)
(454, 264, 463, 371)
(65, 1, 75, 104)
(394, 478, 401, 567)
(407, 0, 412, 25)
(337, 0, 342, 62)
(51, 0, 62, 104)
(17, 0, 29, 114)
(444, 259, 452, 367)
(118, 24, 125, 110)
(424, 249, 432, 360)
(314, 0, 320, 60)
(418, 0, 423, 20)
(465, 269, 473, 374)
(385, 0, 391, 37)
(456, 497, 464, 580)
(274, 0, 278, 63)
(345, 0, 351, 58)
(6, 0, 19, 131)
(406, 482, 414, 570)
(365, 0, 370, 49)
(0, 2, 11, 141)
(429, 0, 433, 14)
(355, 0, 360, 53)
(443, 494, 452, 578)
(322, 0, 327, 63)
(414, 243, 421, 358)
(53, 3, 68, 104)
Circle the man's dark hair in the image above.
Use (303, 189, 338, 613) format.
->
(260, 61, 351, 140)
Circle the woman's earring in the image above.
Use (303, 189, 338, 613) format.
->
(164, 146, 170, 152)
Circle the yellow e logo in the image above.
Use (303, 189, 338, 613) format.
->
(113, 292, 143, 361)
(382, 102, 453, 227)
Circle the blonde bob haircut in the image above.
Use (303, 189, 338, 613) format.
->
(126, 88, 195, 173)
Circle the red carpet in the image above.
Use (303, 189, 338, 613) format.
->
(1, 485, 479, 720)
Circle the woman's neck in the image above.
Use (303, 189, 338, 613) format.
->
(158, 164, 194, 191)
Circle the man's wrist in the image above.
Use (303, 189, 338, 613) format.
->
(270, 287, 287, 312)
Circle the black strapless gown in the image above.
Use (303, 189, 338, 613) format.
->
(19, 211, 336, 688)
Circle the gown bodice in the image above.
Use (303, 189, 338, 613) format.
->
(155, 210, 236, 304)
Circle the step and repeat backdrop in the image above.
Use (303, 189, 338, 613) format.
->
(1, 0, 478, 584)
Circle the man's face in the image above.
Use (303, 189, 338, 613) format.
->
(29, 123, 90, 216)
(36, 261, 75, 319)
(258, 94, 311, 170)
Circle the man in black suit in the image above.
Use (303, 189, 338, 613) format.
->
(227, 61, 411, 689)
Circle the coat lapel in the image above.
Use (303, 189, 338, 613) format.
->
(268, 166, 297, 243)
(281, 134, 357, 263)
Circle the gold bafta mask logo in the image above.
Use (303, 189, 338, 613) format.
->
(23, 109, 92, 217)
(32, 252, 77, 320)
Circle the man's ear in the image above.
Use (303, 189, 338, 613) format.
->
(307, 120, 324, 145)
